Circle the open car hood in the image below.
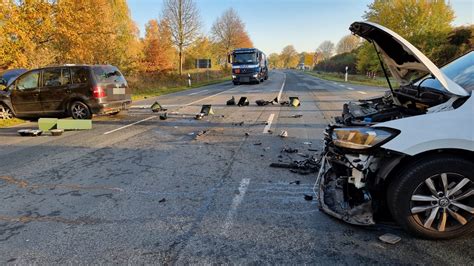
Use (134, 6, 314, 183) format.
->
(350, 21, 469, 97)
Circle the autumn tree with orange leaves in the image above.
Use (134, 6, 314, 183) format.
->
(142, 19, 175, 72)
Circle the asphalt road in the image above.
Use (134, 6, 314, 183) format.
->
(0, 70, 472, 264)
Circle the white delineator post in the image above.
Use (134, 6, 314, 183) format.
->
(345, 66, 349, 82)
(188, 73, 192, 87)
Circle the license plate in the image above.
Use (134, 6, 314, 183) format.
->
(241, 77, 249, 82)
(113, 88, 125, 94)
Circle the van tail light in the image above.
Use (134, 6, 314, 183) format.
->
(93, 86, 106, 98)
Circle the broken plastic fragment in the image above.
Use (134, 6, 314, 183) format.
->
(279, 130, 288, 138)
(379, 233, 401, 245)
(304, 194, 313, 201)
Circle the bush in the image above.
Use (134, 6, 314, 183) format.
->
(313, 52, 357, 74)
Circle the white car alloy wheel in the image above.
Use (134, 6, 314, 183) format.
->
(411, 173, 474, 232)
(0, 105, 13, 119)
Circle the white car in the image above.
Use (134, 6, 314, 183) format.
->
(317, 21, 473, 239)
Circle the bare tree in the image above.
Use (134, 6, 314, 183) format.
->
(162, 0, 201, 74)
(211, 8, 252, 67)
(336, 34, 360, 54)
(317, 40, 335, 61)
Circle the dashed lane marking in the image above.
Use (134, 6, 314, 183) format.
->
(222, 178, 251, 236)
(357, 91, 368, 95)
(263, 114, 275, 133)
(188, 89, 208, 96)
(103, 116, 157, 135)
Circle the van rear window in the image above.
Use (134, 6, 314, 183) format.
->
(92, 66, 126, 84)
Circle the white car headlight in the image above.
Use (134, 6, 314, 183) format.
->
(232, 75, 236, 78)
(332, 127, 398, 150)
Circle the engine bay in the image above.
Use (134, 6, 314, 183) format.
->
(336, 85, 452, 126)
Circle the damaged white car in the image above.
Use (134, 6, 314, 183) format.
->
(317, 21, 473, 239)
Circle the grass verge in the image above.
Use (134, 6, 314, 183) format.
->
(305, 71, 398, 88)
(0, 118, 26, 128)
(131, 76, 231, 101)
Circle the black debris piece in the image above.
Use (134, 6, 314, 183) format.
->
(289, 180, 301, 185)
(280, 101, 289, 106)
(159, 113, 168, 120)
(245, 132, 250, 136)
(233, 121, 244, 126)
(238, 97, 250, 106)
(270, 155, 321, 175)
(226, 96, 236, 105)
(304, 194, 313, 201)
(200, 105, 214, 115)
(18, 129, 43, 137)
(256, 99, 274, 106)
(254, 142, 262, 145)
(308, 148, 319, 152)
(273, 97, 279, 103)
(291, 114, 303, 118)
(282, 147, 298, 153)
(195, 113, 204, 120)
(159, 198, 166, 203)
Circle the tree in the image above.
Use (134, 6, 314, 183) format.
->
(336, 34, 360, 54)
(210, 8, 253, 68)
(317, 41, 335, 61)
(280, 45, 299, 68)
(359, 0, 456, 73)
(268, 53, 282, 69)
(143, 19, 175, 72)
(162, 0, 201, 74)
(184, 36, 217, 69)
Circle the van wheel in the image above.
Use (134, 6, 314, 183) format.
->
(387, 155, 474, 239)
(70, 101, 92, 120)
(0, 104, 14, 119)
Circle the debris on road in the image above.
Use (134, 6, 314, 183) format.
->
(297, 153, 309, 158)
(159, 113, 168, 120)
(254, 142, 262, 145)
(238, 97, 249, 106)
(17, 129, 43, 137)
(245, 132, 250, 136)
(289, 97, 301, 107)
(200, 105, 214, 115)
(267, 129, 273, 134)
(195, 113, 204, 120)
(50, 129, 64, 136)
(289, 180, 300, 185)
(194, 130, 208, 140)
(232, 121, 244, 126)
(379, 233, 401, 245)
(151, 101, 167, 112)
(226, 96, 236, 105)
(304, 194, 314, 201)
(255, 99, 275, 106)
(291, 114, 303, 118)
(279, 130, 288, 138)
(270, 155, 321, 175)
(280, 101, 289, 106)
(282, 147, 298, 153)
(308, 148, 318, 152)
(159, 198, 166, 203)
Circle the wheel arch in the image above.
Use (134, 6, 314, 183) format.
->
(0, 99, 17, 116)
(381, 148, 474, 190)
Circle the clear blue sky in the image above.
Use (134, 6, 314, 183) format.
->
(128, 0, 473, 54)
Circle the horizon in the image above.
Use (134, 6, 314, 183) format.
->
(128, 0, 473, 54)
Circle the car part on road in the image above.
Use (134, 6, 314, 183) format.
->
(226, 96, 236, 105)
(151, 101, 167, 112)
(50, 129, 64, 136)
(270, 155, 321, 175)
(57, 119, 92, 130)
(279, 130, 288, 138)
(38, 118, 58, 131)
(17, 129, 43, 137)
(289, 97, 301, 107)
(237, 97, 249, 106)
(195, 113, 204, 120)
(159, 113, 168, 120)
(255, 99, 274, 106)
(379, 233, 402, 244)
(282, 147, 298, 153)
(200, 105, 214, 115)
(304, 194, 314, 201)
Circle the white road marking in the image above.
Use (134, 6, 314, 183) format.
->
(222, 178, 250, 236)
(277, 74, 286, 102)
(339, 84, 346, 87)
(103, 116, 157, 135)
(188, 89, 208, 96)
(346, 87, 354, 90)
(357, 91, 368, 95)
(263, 113, 275, 133)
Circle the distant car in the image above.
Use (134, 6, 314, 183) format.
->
(0, 69, 28, 87)
(317, 22, 473, 239)
(0, 65, 132, 120)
